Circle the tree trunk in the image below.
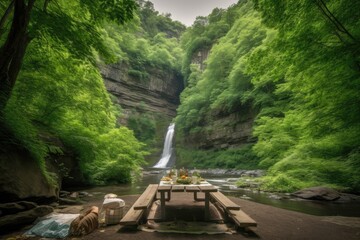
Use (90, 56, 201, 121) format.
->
(0, 0, 14, 38)
(0, 0, 35, 113)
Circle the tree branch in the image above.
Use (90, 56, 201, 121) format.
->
(0, 0, 15, 38)
(314, 0, 356, 42)
(43, 0, 50, 11)
(318, 0, 355, 40)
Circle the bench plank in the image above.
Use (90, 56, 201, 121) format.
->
(120, 184, 158, 225)
(119, 207, 144, 225)
(198, 186, 218, 192)
(229, 209, 257, 228)
(133, 184, 158, 210)
(210, 191, 240, 210)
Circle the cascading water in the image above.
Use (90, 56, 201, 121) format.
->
(153, 123, 175, 168)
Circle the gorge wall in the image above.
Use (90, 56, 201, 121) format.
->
(182, 50, 256, 150)
(101, 62, 184, 164)
(101, 62, 183, 119)
(188, 111, 256, 150)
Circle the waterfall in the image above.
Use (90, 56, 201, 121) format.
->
(153, 123, 175, 168)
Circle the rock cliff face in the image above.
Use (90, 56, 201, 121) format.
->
(181, 50, 256, 149)
(0, 136, 85, 203)
(101, 62, 184, 164)
(183, 110, 256, 150)
(200, 113, 255, 149)
(101, 62, 183, 118)
(0, 150, 58, 203)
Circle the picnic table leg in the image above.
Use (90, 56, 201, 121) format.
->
(194, 192, 198, 201)
(166, 190, 171, 201)
(160, 191, 166, 220)
(204, 192, 210, 221)
(193, 192, 205, 201)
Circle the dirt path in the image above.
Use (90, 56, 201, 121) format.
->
(2, 195, 360, 240)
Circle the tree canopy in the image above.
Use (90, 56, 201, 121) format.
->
(176, 0, 360, 192)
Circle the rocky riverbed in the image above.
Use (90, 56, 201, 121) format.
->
(2, 193, 360, 240)
(2, 169, 360, 237)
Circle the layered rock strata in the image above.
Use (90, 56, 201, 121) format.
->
(101, 62, 183, 118)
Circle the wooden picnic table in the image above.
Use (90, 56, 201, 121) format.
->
(120, 182, 257, 229)
(157, 181, 217, 220)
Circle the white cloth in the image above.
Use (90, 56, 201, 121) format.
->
(24, 213, 79, 238)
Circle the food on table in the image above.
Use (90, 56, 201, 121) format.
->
(161, 176, 172, 181)
(176, 177, 192, 184)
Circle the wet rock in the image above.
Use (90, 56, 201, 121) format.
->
(0, 151, 59, 203)
(18, 201, 38, 210)
(0, 201, 37, 216)
(226, 178, 239, 183)
(292, 187, 340, 201)
(59, 190, 70, 198)
(268, 194, 283, 200)
(58, 198, 80, 205)
(0, 205, 53, 232)
(192, 169, 265, 177)
(49, 202, 60, 208)
(336, 193, 360, 202)
(240, 195, 252, 200)
(56, 205, 84, 214)
(69, 192, 79, 199)
(241, 170, 265, 178)
(0, 203, 25, 216)
(79, 192, 89, 197)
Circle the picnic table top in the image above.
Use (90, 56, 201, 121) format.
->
(159, 180, 212, 187)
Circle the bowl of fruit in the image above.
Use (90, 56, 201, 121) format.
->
(176, 175, 192, 184)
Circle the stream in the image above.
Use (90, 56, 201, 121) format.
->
(72, 170, 360, 217)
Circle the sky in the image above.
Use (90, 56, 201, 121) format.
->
(150, 0, 238, 26)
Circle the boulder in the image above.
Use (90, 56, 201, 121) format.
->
(0, 151, 59, 203)
(292, 186, 341, 201)
(60, 190, 70, 198)
(0, 205, 53, 232)
(69, 192, 79, 199)
(58, 198, 83, 205)
(0, 201, 37, 216)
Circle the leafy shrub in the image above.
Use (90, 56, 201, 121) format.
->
(176, 144, 260, 170)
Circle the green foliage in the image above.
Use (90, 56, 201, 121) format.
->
(137, 0, 186, 38)
(2, 107, 48, 174)
(177, 0, 360, 192)
(177, 1, 267, 133)
(0, 0, 186, 185)
(127, 112, 156, 145)
(248, 0, 360, 191)
(261, 154, 352, 192)
(61, 127, 146, 184)
(128, 69, 149, 81)
(3, 19, 147, 184)
(180, 4, 240, 80)
(176, 144, 260, 170)
(103, 18, 184, 75)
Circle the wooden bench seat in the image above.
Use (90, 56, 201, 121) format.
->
(133, 184, 158, 210)
(210, 191, 257, 229)
(120, 184, 158, 226)
(229, 209, 257, 228)
(119, 207, 143, 226)
(210, 191, 240, 210)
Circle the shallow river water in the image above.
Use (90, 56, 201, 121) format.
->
(72, 170, 360, 217)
